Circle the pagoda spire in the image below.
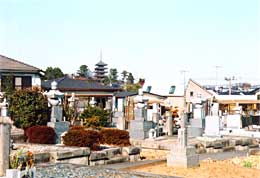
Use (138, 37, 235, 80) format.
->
(100, 49, 103, 62)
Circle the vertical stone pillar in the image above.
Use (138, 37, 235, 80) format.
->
(0, 116, 12, 176)
(166, 111, 173, 136)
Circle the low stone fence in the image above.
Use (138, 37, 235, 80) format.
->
(15, 144, 141, 166)
(195, 137, 260, 154)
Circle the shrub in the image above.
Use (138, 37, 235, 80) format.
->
(243, 160, 252, 168)
(8, 88, 49, 130)
(100, 128, 131, 146)
(69, 125, 85, 131)
(63, 129, 100, 150)
(26, 126, 55, 144)
(80, 106, 110, 128)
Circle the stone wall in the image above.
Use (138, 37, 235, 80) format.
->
(16, 145, 141, 166)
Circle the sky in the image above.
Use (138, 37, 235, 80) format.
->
(0, 0, 259, 95)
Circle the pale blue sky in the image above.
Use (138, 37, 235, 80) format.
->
(0, 0, 259, 94)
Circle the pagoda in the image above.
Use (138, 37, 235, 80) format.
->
(94, 51, 108, 82)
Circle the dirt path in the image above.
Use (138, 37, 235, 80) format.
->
(125, 159, 260, 178)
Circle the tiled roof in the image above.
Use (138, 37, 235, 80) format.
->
(42, 77, 121, 91)
(0, 54, 41, 72)
(95, 60, 107, 66)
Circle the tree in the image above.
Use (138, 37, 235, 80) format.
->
(44, 67, 64, 80)
(77, 65, 89, 77)
(124, 83, 142, 92)
(121, 70, 128, 82)
(8, 88, 49, 130)
(126, 73, 134, 84)
(109, 68, 118, 83)
(79, 106, 110, 128)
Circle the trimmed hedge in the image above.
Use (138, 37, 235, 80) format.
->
(26, 126, 55, 144)
(100, 128, 131, 146)
(63, 129, 100, 150)
(69, 125, 85, 131)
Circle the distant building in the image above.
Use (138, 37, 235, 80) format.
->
(94, 60, 108, 83)
(42, 76, 121, 110)
(0, 54, 42, 92)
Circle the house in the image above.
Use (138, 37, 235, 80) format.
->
(185, 79, 214, 116)
(185, 79, 260, 128)
(0, 54, 42, 92)
(42, 76, 122, 111)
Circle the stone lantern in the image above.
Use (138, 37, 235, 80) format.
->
(45, 81, 69, 144)
(44, 81, 64, 122)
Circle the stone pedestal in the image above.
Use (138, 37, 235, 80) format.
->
(129, 108, 153, 139)
(48, 121, 69, 144)
(187, 119, 204, 137)
(0, 117, 12, 176)
(51, 106, 63, 122)
(167, 146, 199, 168)
(129, 120, 153, 139)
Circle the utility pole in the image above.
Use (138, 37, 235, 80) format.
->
(214, 66, 222, 90)
(225, 76, 235, 95)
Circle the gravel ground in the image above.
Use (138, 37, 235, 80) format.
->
(35, 163, 178, 178)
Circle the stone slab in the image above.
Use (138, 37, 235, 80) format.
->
(55, 156, 89, 165)
(122, 147, 141, 155)
(105, 156, 129, 164)
(105, 148, 122, 158)
(50, 147, 90, 160)
(89, 151, 108, 161)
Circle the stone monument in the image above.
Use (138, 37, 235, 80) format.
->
(187, 94, 205, 137)
(129, 89, 153, 139)
(204, 102, 221, 136)
(0, 98, 12, 176)
(166, 111, 173, 136)
(0, 98, 8, 117)
(45, 81, 69, 144)
(68, 93, 79, 125)
(167, 105, 199, 168)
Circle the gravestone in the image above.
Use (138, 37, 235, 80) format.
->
(129, 89, 153, 139)
(113, 111, 125, 130)
(187, 96, 205, 137)
(226, 115, 241, 129)
(167, 109, 199, 168)
(204, 116, 220, 136)
(45, 81, 69, 144)
(0, 116, 12, 176)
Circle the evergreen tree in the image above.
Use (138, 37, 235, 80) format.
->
(77, 65, 89, 77)
(44, 67, 64, 80)
(126, 73, 134, 84)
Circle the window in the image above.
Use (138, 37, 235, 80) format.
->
(190, 91, 194, 97)
(15, 77, 22, 90)
(0, 75, 32, 91)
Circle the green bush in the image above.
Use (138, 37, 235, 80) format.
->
(80, 106, 110, 128)
(9, 88, 49, 130)
(26, 126, 55, 144)
(62, 128, 100, 150)
(243, 160, 252, 168)
(100, 128, 131, 146)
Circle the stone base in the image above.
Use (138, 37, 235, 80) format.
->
(47, 121, 69, 144)
(167, 146, 199, 168)
(187, 126, 203, 137)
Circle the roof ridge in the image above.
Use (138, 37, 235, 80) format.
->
(0, 54, 41, 71)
